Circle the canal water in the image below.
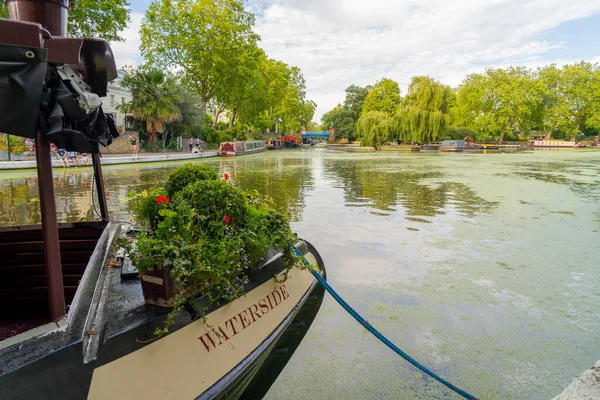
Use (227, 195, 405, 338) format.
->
(1, 149, 599, 399)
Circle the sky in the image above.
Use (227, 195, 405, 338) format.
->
(117, 0, 600, 121)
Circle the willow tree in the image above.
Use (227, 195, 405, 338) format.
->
(356, 111, 392, 149)
(118, 69, 182, 146)
(394, 76, 450, 143)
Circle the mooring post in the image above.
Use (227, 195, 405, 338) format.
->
(5, 0, 69, 320)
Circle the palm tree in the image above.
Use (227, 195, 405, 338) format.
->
(119, 68, 182, 146)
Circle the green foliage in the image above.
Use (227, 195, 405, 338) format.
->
(141, 0, 259, 112)
(164, 163, 219, 197)
(140, 0, 316, 135)
(0, 135, 27, 154)
(321, 85, 370, 141)
(126, 166, 299, 335)
(1, 0, 130, 42)
(119, 68, 182, 145)
(362, 78, 401, 115)
(127, 188, 169, 229)
(356, 111, 393, 148)
(443, 127, 478, 141)
(394, 76, 451, 143)
(321, 105, 355, 140)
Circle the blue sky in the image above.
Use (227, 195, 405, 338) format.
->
(113, 0, 600, 121)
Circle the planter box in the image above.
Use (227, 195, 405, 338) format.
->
(140, 268, 177, 307)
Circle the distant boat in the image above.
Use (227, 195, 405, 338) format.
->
(421, 143, 441, 152)
(439, 140, 465, 152)
(480, 144, 499, 150)
(282, 135, 301, 148)
(219, 140, 266, 157)
(266, 138, 284, 150)
(526, 139, 576, 148)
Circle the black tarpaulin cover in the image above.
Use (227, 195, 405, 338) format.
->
(0, 44, 47, 139)
(0, 43, 119, 153)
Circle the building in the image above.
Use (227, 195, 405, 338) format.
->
(100, 67, 135, 132)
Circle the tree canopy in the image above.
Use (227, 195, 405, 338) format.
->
(362, 78, 401, 115)
(323, 61, 600, 145)
(321, 85, 370, 141)
(140, 0, 315, 135)
(394, 76, 451, 143)
(0, 0, 130, 42)
(118, 68, 182, 145)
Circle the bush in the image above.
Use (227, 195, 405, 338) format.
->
(174, 179, 248, 230)
(127, 188, 169, 229)
(164, 163, 219, 197)
(0, 134, 27, 154)
(126, 165, 300, 335)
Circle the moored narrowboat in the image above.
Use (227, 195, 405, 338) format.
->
(219, 140, 266, 157)
(266, 138, 284, 150)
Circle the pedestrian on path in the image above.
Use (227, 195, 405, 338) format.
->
(130, 134, 138, 157)
(188, 137, 194, 152)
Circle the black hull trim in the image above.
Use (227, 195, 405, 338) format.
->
(0, 241, 326, 400)
(202, 241, 326, 400)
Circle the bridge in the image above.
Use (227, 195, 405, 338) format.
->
(301, 127, 335, 142)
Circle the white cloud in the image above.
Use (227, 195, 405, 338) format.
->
(109, 12, 144, 69)
(250, 0, 600, 120)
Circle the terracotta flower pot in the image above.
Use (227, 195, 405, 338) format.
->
(139, 268, 177, 308)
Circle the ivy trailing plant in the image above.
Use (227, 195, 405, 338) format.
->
(126, 163, 300, 335)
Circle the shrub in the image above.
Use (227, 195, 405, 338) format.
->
(127, 188, 169, 229)
(164, 163, 219, 197)
(174, 179, 248, 231)
(0, 134, 27, 154)
(126, 165, 300, 335)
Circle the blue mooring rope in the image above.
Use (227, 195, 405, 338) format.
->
(294, 247, 478, 400)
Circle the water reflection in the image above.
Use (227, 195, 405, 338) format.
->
(324, 158, 498, 219)
(0, 155, 315, 227)
(218, 156, 314, 221)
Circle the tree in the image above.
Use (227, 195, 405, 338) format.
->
(273, 66, 315, 133)
(0, 0, 130, 42)
(454, 67, 541, 143)
(141, 0, 259, 115)
(321, 105, 355, 140)
(362, 78, 401, 115)
(356, 111, 392, 149)
(321, 85, 370, 141)
(394, 76, 451, 143)
(118, 68, 182, 146)
(168, 90, 206, 145)
(537, 62, 600, 139)
(344, 85, 371, 120)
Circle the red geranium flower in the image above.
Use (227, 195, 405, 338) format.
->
(156, 195, 170, 205)
(223, 215, 230, 224)
(223, 173, 230, 181)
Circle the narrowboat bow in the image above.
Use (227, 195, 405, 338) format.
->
(0, 224, 326, 400)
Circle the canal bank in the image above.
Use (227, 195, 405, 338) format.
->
(0, 151, 218, 171)
(552, 360, 600, 399)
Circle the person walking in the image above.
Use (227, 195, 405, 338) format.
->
(188, 137, 194, 152)
(130, 134, 138, 157)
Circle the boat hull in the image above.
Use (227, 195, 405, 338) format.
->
(0, 230, 326, 400)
